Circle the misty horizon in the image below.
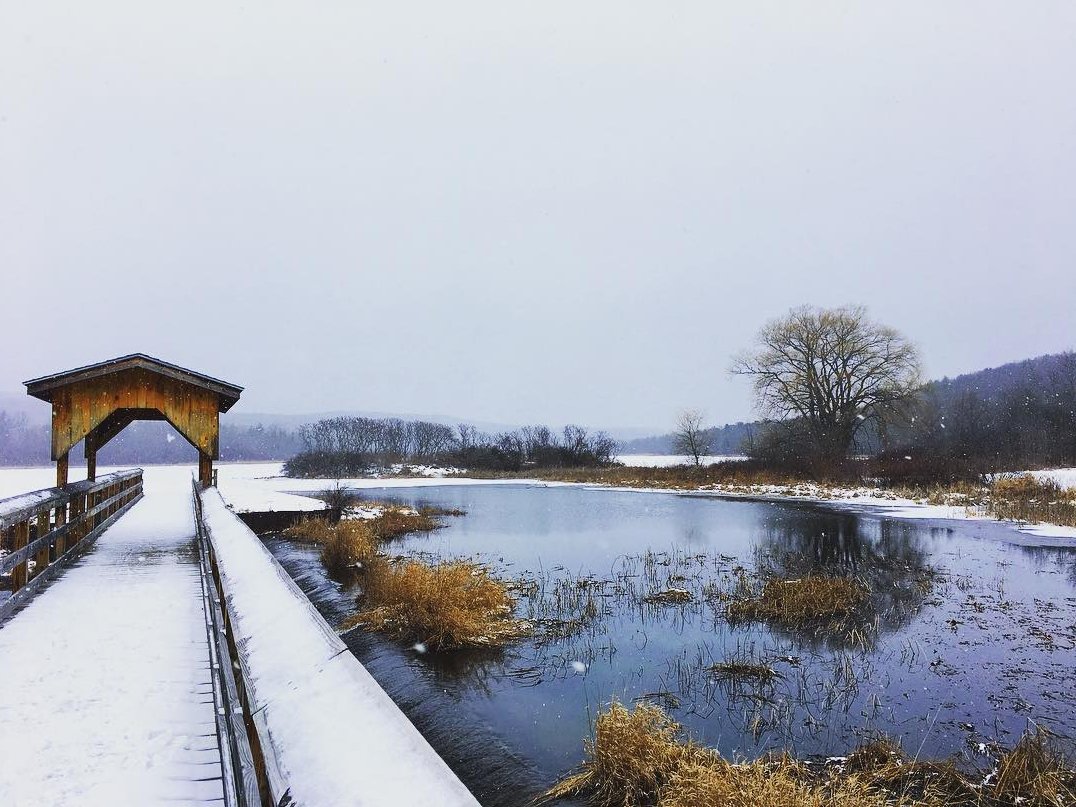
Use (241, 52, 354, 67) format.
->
(3, 3, 1074, 432)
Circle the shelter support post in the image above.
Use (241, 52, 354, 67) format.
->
(85, 434, 97, 482)
(199, 452, 213, 488)
(56, 452, 69, 488)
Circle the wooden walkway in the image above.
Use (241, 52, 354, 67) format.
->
(0, 475, 225, 805)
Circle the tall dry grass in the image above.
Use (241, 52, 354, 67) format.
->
(989, 475, 1076, 528)
(344, 558, 530, 650)
(319, 520, 379, 580)
(545, 701, 1076, 807)
(283, 517, 381, 580)
(726, 575, 868, 628)
(368, 508, 441, 540)
(282, 502, 449, 580)
(282, 516, 335, 543)
(470, 461, 803, 490)
(543, 701, 894, 807)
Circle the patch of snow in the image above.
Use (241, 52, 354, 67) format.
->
(1028, 468, 1076, 490)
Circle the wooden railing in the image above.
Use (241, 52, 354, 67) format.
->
(192, 479, 277, 807)
(0, 470, 143, 621)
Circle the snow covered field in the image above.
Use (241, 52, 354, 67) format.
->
(1031, 467, 1076, 489)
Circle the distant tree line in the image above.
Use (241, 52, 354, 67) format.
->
(886, 352, 1076, 479)
(619, 421, 757, 455)
(627, 303, 1075, 486)
(0, 414, 301, 466)
(283, 416, 618, 477)
(738, 337, 1076, 483)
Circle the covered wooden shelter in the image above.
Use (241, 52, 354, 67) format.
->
(24, 354, 243, 488)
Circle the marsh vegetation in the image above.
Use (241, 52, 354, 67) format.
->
(268, 484, 1076, 806)
(544, 700, 1076, 807)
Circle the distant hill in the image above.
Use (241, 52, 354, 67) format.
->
(925, 352, 1076, 406)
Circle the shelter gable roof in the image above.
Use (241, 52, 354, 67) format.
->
(24, 353, 243, 412)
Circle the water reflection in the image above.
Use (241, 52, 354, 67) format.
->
(752, 508, 937, 642)
(265, 485, 1076, 806)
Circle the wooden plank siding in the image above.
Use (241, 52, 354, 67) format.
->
(49, 368, 222, 461)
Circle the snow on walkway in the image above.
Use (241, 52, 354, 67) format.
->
(0, 470, 224, 806)
(200, 488, 480, 807)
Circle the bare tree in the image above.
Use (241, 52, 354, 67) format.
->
(673, 409, 710, 466)
(731, 305, 921, 468)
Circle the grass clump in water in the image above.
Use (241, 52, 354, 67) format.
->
(368, 507, 441, 540)
(543, 700, 891, 807)
(318, 520, 379, 581)
(282, 516, 334, 543)
(283, 517, 379, 580)
(546, 702, 1076, 807)
(709, 661, 780, 683)
(344, 558, 531, 650)
(993, 728, 1076, 805)
(644, 588, 693, 606)
(726, 575, 868, 627)
(544, 700, 705, 806)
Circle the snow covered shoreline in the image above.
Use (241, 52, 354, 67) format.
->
(1, 462, 1073, 546)
(207, 462, 1076, 544)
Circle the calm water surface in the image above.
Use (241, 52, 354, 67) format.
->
(266, 484, 1076, 806)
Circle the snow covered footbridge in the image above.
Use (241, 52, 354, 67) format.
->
(0, 356, 478, 806)
(0, 468, 480, 806)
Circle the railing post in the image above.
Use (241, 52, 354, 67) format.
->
(54, 499, 68, 556)
(70, 494, 82, 547)
(34, 509, 51, 579)
(12, 520, 29, 591)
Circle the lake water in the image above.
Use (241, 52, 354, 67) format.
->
(265, 483, 1076, 806)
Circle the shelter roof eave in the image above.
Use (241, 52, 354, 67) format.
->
(24, 353, 243, 413)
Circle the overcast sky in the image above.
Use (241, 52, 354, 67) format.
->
(2, 3, 1074, 432)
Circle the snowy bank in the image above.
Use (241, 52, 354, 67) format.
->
(198, 489, 478, 807)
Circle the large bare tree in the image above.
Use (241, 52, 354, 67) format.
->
(673, 409, 711, 466)
(731, 305, 921, 466)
